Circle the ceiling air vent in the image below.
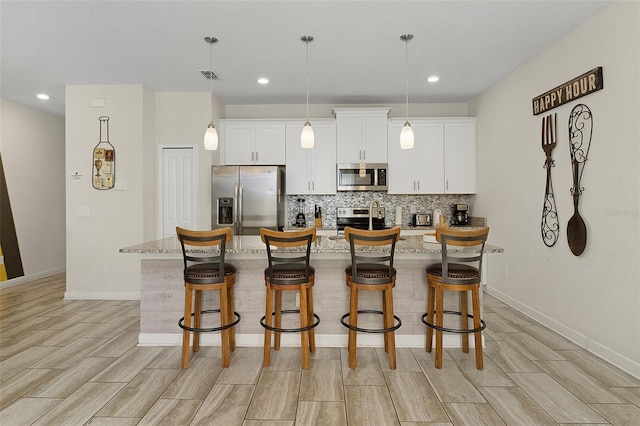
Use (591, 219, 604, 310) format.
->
(199, 70, 220, 80)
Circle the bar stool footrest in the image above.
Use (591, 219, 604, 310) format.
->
(179, 309, 241, 333)
(340, 310, 402, 333)
(421, 310, 486, 334)
(260, 309, 320, 333)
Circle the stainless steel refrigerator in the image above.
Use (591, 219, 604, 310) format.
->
(212, 166, 285, 236)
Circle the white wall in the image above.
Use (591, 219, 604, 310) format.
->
(155, 91, 225, 231)
(469, 1, 640, 377)
(226, 102, 468, 119)
(65, 85, 152, 299)
(0, 98, 66, 286)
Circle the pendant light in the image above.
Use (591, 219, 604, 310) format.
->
(400, 34, 414, 149)
(301, 35, 314, 149)
(204, 36, 219, 151)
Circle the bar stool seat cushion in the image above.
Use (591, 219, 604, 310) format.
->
(345, 263, 396, 280)
(264, 263, 315, 281)
(186, 263, 236, 280)
(426, 263, 479, 280)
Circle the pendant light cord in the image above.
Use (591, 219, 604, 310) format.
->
(404, 36, 409, 121)
(209, 39, 214, 122)
(305, 38, 310, 121)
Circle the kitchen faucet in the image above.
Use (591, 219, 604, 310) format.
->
(369, 199, 380, 230)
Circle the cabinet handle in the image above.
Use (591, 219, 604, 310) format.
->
(312, 181, 315, 191)
(446, 180, 448, 191)
(362, 150, 366, 160)
(417, 181, 420, 191)
(255, 151, 258, 162)
(251, 152, 254, 161)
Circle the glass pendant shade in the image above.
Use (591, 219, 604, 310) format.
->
(400, 121, 414, 149)
(204, 122, 219, 150)
(301, 121, 314, 148)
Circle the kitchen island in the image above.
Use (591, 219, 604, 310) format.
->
(121, 233, 503, 348)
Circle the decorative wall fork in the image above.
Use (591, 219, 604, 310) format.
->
(541, 113, 560, 247)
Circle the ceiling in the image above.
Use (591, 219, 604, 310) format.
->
(1, 0, 613, 117)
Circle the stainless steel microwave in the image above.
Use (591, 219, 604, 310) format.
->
(337, 163, 388, 191)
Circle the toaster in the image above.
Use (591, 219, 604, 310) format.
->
(411, 213, 432, 226)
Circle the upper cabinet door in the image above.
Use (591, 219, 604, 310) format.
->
(387, 121, 417, 194)
(221, 123, 254, 165)
(444, 121, 476, 194)
(310, 121, 337, 194)
(414, 122, 445, 193)
(361, 112, 388, 163)
(336, 113, 362, 162)
(334, 108, 389, 163)
(254, 123, 286, 165)
(285, 120, 336, 195)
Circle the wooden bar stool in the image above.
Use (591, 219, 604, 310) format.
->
(176, 227, 240, 369)
(341, 226, 402, 369)
(422, 226, 489, 369)
(259, 227, 319, 370)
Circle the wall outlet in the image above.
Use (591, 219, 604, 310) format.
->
(410, 204, 417, 214)
(100, 263, 107, 273)
(295, 293, 300, 307)
(504, 265, 509, 276)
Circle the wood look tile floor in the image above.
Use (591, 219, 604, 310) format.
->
(1, 274, 639, 425)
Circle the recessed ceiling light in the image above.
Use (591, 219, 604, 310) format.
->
(427, 76, 439, 83)
(36, 93, 50, 100)
(257, 77, 269, 85)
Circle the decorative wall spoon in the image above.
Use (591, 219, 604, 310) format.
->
(567, 104, 592, 256)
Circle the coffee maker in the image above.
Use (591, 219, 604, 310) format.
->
(451, 203, 469, 226)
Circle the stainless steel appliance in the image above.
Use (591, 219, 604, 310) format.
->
(212, 165, 285, 235)
(337, 163, 388, 191)
(336, 206, 386, 233)
(451, 203, 469, 226)
(411, 213, 432, 226)
(295, 198, 306, 228)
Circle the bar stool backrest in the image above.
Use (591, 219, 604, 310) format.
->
(176, 227, 232, 284)
(435, 226, 490, 285)
(345, 226, 401, 285)
(260, 228, 316, 285)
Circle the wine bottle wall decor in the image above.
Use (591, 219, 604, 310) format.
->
(92, 116, 115, 190)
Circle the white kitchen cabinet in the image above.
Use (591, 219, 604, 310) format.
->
(220, 120, 286, 165)
(444, 121, 477, 194)
(387, 121, 444, 194)
(334, 107, 390, 163)
(285, 120, 336, 194)
(387, 118, 476, 194)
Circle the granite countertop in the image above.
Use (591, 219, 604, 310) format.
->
(120, 234, 503, 255)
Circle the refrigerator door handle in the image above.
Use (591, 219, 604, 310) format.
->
(238, 184, 243, 233)
(233, 184, 239, 235)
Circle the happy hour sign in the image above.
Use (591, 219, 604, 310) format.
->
(532, 67, 603, 115)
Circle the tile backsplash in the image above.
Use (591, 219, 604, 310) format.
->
(287, 193, 475, 229)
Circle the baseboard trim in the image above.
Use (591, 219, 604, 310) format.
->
(138, 332, 483, 349)
(486, 286, 640, 380)
(64, 291, 140, 300)
(0, 267, 65, 289)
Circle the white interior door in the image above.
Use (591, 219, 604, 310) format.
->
(160, 147, 196, 238)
